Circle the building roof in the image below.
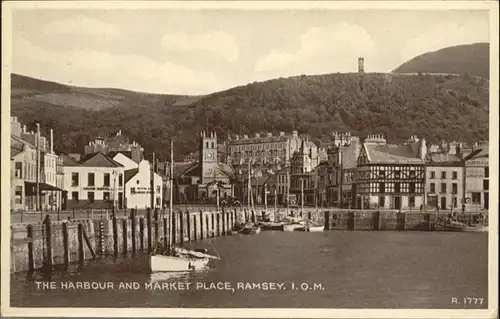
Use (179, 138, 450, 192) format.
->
(79, 152, 124, 167)
(364, 144, 424, 165)
(124, 168, 139, 183)
(60, 153, 80, 166)
(107, 150, 133, 159)
(228, 134, 293, 145)
(341, 145, 360, 169)
(464, 147, 488, 161)
(426, 152, 463, 164)
(11, 136, 25, 158)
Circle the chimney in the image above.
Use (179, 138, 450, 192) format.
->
(22, 125, 26, 133)
(50, 128, 54, 154)
(267, 133, 272, 137)
(280, 132, 285, 137)
(244, 134, 248, 139)
(255, 133, 260, 138)
(419, 138, 427, 160)
(292, 130, 298, 137)
(236, 134, 239, 140)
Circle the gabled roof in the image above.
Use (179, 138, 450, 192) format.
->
(11, 136, 25, 158)
(124, 168, 139, 183)
(179, 162, 201, 178)
(363, 143, 424, 165)
(107, 151, 133, 159)
(79, 152, 124, 167)
(464, 147, 488, 161)
(341, 145, 361, 169)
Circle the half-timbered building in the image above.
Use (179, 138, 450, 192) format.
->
(355, 134, 427, 209)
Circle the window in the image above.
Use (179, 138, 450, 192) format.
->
(103, 173, 110, 186)
(379, 170, 385, 179)
(483, 180, 489, 190)
(430, 171, 436, 179)
(136, 180, 140, 184)
(485, 167, 489, 178)
(441, 171, 446, 179)
(103, 192, 110, 201)
(15, 162, 23, 178)
(452, 197, 458, 208)
(88, 173, 95, 186)
(156, 186, 161, 193)
(15, 186, 22, 204)
(71, 173, 79, 186)
(471, 192, 481, 204)
(394, 171, 401, 179)
(409, 196, 415, 207)
(378, 196, 385, 207)
(441, 183, 447, 193)
(131, 187, 136, 194)
(395, 182, 401, 193)
(88, 192, 95, 202)
(452, 171, 458, 180)
(379, 182, 385, 193)
(430, 183, 435, 193)
(409, 183, 415, 193)
(119, 174, 123, 186)
(72, 192, 79, 202)
(452, 183, 458, 194)
(409, 171, 416, 179)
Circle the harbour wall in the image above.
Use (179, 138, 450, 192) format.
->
(10, 208, 469, 274)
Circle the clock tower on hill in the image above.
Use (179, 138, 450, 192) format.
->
(199, 131, 218, 184)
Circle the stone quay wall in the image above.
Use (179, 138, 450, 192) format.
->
(10, 207, 472, 274)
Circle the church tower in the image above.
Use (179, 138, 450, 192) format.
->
(199, 131, 218, 184)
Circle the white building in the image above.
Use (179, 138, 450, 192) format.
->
(62, 153, 125, 209)
(123, 160, 163, 209)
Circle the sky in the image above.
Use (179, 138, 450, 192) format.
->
(11, 8, 490, 95)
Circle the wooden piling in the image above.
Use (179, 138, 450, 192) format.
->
(211, 212, 215, 237)
(77, 223, 84, 266)
(146, 208, 152, 253)
(154, 208, 159, 243)
(347, 212, 355, 231)
(206, 214, 210, 238)
(200, 210, 204, 239)
(251, 210, 255, 223)
(122, 218, 128, 255)
(221, 210, 226, 235)
(43, 216, 53, 272)
(112, 215, 118, 256)
(324, 211, 330, 230)
(186, 211, 192, 241)
(62, 222, 70, 269)
(373, 211, 380, 230)
(179, 212, 184, 244)
(82, 226, 96, 259)
(139, 217, 145, 252)
(172, 212, 177, 245)
(193, 213, 198, 241)
(131, 210, 136, 254)
(26, 224, 34, 273)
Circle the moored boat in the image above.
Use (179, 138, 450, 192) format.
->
(239, 222, 261, 235)
(306, 225, 324, 232)
(283, 223, 304, 232)
(434, 218, 489, 232)
(150, 254, 210, 273)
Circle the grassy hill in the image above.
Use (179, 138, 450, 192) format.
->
(11, 73, 204, 111)
(11, 72, 489, 160)
(393, 43, 489, 79)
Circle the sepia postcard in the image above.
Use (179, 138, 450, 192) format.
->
(1, 1, 498, 318)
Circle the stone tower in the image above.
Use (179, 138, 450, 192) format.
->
(199, 131, 218, 184)
(358, 57, 364, 73)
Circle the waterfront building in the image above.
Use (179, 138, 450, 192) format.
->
(84, 130, 144, 163)
(62, 153, 125, 209)
(226, 131, 320, 169)
(463, 147, 489, 212)
(326, 135, 362, 208)
(288, 140, 317, 205)
(425, 152, 464, 211)
(354, 134, 426, 209)
(10, 117, 63, 212)
(165, 132, 234, 203)
(122, 160, 163, 209)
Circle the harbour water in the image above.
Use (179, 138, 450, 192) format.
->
(11, 231, 488, 308)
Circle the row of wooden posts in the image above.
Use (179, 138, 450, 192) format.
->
(31, 207, 246, 274)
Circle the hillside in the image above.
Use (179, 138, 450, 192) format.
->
(11, 72, 489, 160)
(11, 73, 203, 111)
(393, 43, 489, 79)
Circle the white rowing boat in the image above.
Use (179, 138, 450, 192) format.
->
(150, 254, 210, 273)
